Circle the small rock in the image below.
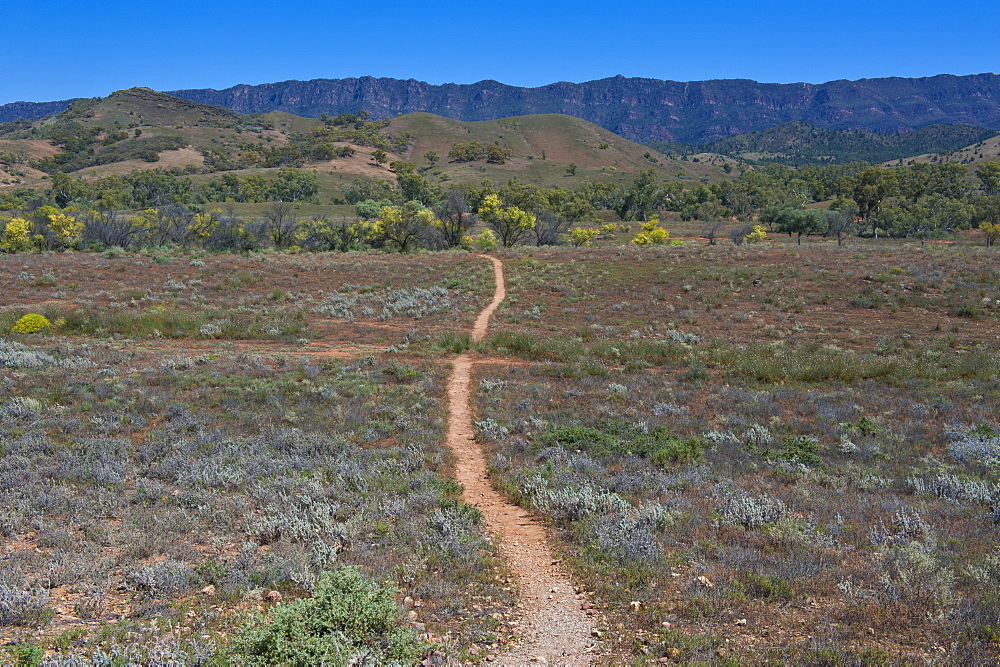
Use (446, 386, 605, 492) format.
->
(200, 585, 215, 596)
(661, 621, 673, 629)
(264, 590, 282, 603)
(591, 629, 603, 639)
(486, 656, 496, 662)
(413, 622, 426, 632)
(664, 647, 681, 659)
(407, 610, 418, 622)
(735, 618, 747, 626)
(530, 657, 547, 663)
(581, 602, 594, 610)
(403, 596, 414, 608)
(630, 601, 641, 611)
(696, 575, 714, 589)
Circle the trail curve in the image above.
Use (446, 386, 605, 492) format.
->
(446, 255, 595, 665)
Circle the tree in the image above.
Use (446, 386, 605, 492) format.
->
(127, 169, 192, 208)
(980, 221, 1000, 247)
(703, 219, 727, 245)
(355, 199, 391, 220)
(977, 162, 1000, 196)
(393, 162, 437, 205)
(49, 172, 90, 207)
(370, 150, 388, 166)
(529, 210, 570, 246)
(433, 190, 474, 249)
(264, 202, 301, 248)
(423, 151, 439, 168)
(378, 201, 435, 252)
(853, 167, 899, 234)
(478, 193, 535, 247)
(824, 203, 858, 246)
(270, 168, 319, 203)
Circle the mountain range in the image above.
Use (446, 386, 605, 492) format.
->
(3, 74, 1000, 145)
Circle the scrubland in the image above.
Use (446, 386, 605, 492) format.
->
(0, 239, 998, 664)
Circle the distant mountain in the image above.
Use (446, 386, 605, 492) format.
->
(167, 74, 1000, 144)
(5, 73, 1000, 145)
(698, 121, 1000, 165)
(0, 99, 77, 124)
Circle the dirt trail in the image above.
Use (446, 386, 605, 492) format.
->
(446, 256, 595, 665)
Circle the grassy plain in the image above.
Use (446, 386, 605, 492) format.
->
(0, 235, 998, 663)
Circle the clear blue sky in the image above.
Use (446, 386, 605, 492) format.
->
(5, 0, 998, 105)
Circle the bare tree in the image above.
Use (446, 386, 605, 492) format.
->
(264, 202, 300, 249)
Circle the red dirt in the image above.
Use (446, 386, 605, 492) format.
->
(446, 256, 596, 664)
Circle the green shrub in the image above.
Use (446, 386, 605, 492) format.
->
(229, 566, 424, 665)
(648, 435, 709, 466)
(771, 436, 822, 465)
(536, 425, 622, 457)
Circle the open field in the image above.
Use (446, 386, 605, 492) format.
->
(0, 239, 998, 663)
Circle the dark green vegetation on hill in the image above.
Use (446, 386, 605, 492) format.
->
(677, 121, 1000, 166)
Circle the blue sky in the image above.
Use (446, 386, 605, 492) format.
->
(4, 0, 998, 105)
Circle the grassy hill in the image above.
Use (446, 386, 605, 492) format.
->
(0, 90, 735, 199)
(387, 112, 731, 187)
(883, 134, 1000, 168)
(693, 121, 999, 165)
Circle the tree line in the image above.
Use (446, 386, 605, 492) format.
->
(2, 158, 999, 254)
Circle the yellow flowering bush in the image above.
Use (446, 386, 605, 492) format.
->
(1, 217, 37, 253)
(632, 217, 682, 246)
(46, 213, 84, 249)
(746, 224, 768, 244)
(568, 227, 600, 247)
(11, 314, 53, 334)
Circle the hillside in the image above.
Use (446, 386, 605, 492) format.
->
(698, 121, 1000, 165)
(884, 134, 1000, 168)
(0, 89, 732, 197)
(387, 112, 728, 184)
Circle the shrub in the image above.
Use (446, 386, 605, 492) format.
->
(536, 425, 621, 457)
(771, 436, 821, 465)
(878, 541, 955, 617)
(229, 566, 424, 665)
(10, 314, 52, 334)
(0, 586, 51, 627)
(721, 492, 786, 530)
(474, 229, 498, 252)
(649, 435, 709, 466)
(0, 217, 36, 253)
(568, 227, 600, 247)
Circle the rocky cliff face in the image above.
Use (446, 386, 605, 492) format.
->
(168, 74, 1000, 144)
(5, 74, 1000, 145)
(0, 99, 77, 124)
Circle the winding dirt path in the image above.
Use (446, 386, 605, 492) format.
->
(446, 256, 595, 665)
